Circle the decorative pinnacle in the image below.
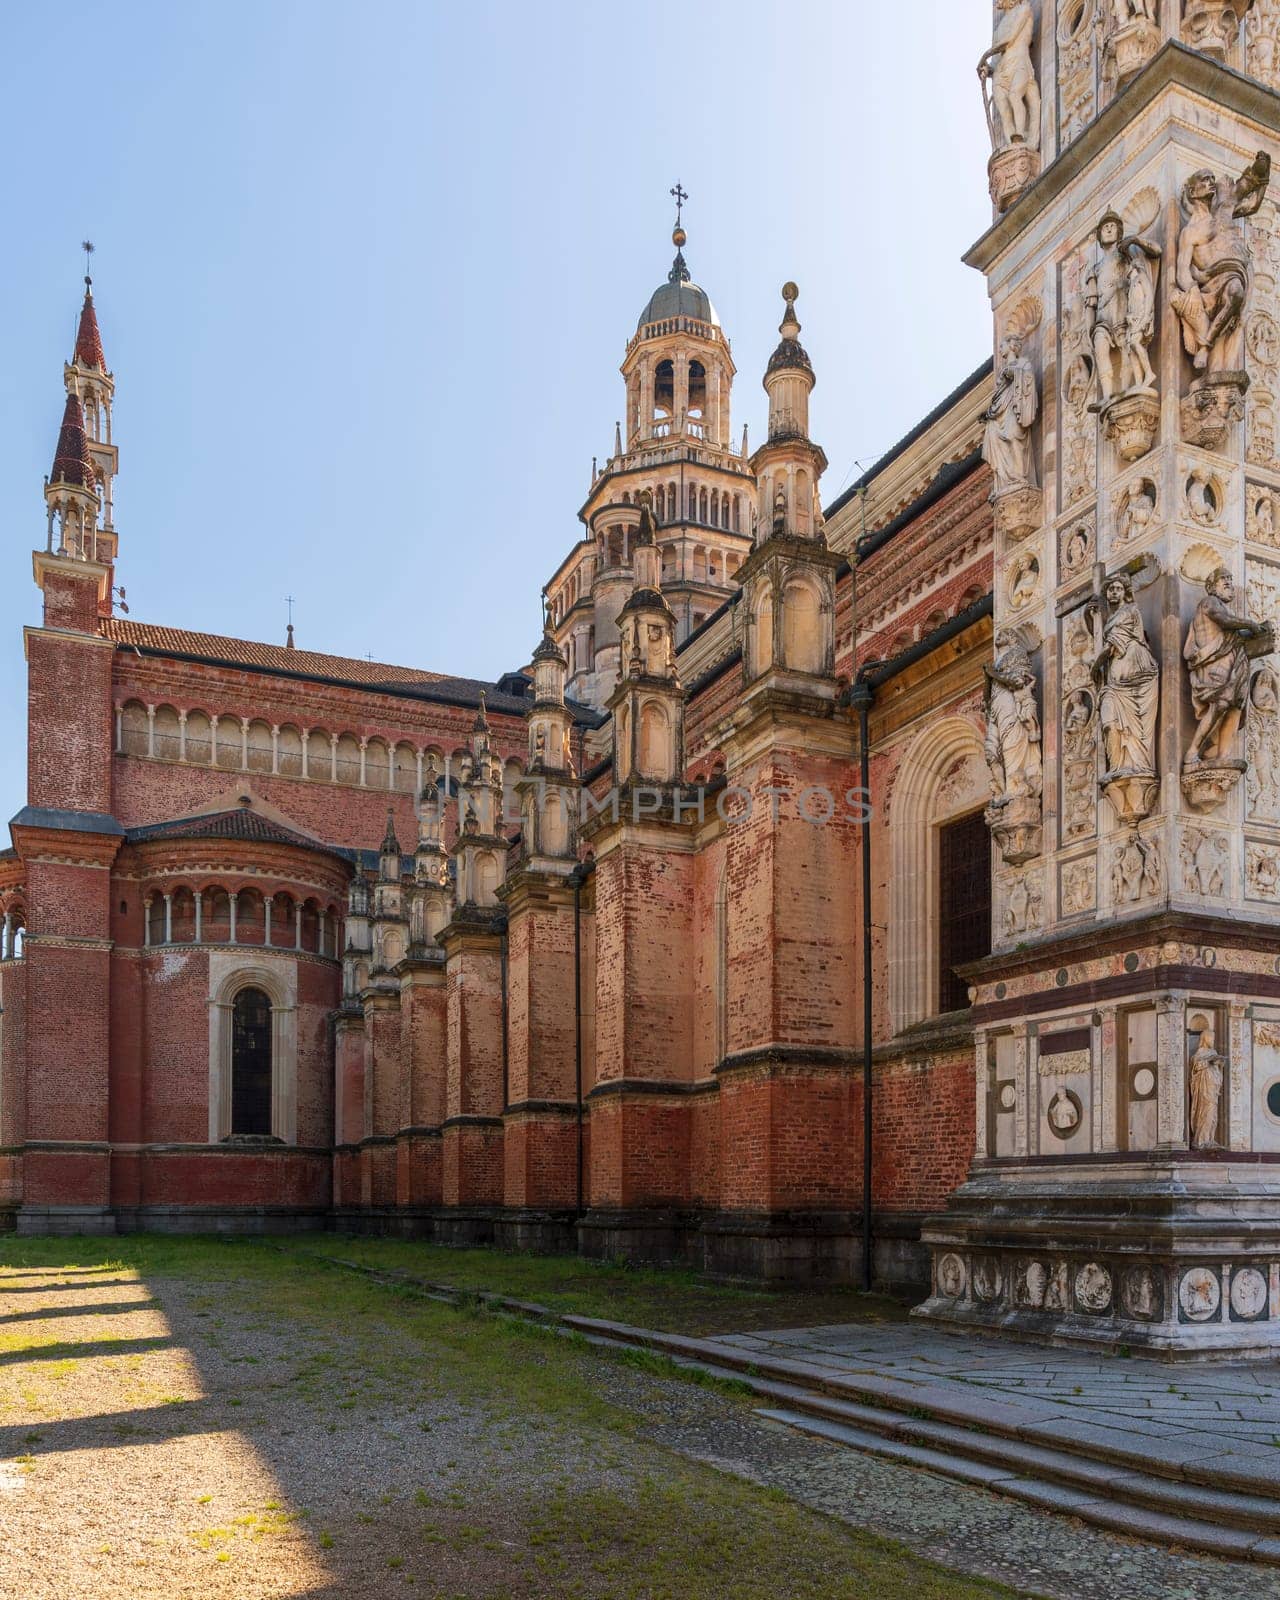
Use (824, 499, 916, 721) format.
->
(780, 281, 800, 336)
(81, 239, 94, 288)
(381, 807, 401, 857)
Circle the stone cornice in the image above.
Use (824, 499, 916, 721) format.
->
(965, 42, 1280, 275)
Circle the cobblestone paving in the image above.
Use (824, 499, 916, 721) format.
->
(604, 1361, 1280, 1600)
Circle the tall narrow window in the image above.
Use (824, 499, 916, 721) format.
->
(231, 986, 273, 1135)
(937, 811, 991, 1014)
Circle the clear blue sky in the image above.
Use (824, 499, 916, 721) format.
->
(0, 1, 992, 811)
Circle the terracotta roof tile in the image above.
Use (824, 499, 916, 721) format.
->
(75, 288, 106, 370)
(102, 617, 447, 688)
(50, 392, 94, 488)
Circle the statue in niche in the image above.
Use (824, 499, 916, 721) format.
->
(1172, 154, 1271, 381)
(637, 487, 660, 545)
(1189, 1020, 1225, 1149)
(979, 0, 1041, 151)
(983, 332, 1039, 497)
(984, 631, 1043, 803)
(1047, 1088, 1082, 1136)
(1112, 830, 1163, 903)
(1091, 574, 1159, 778)
(1113, 0, 1157, 21)
(773, 486, 787, 536)
(1184, 568, 1274, 768)
(1116, 482, 1156, 546)
(1085, 204, 1163, 404)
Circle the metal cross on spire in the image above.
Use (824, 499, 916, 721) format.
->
(81, 239, 95, 287)
(670, 183, 688, 225)
(285, 594, 296, 626)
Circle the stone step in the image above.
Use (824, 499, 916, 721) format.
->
(755, 1407, 1280, 1566)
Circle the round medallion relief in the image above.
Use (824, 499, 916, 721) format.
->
(1179, 1267, 1222, 1322)
(937, 1253, 967, 1299)
(1266, 1080, 1280, 1124)
(1075, 1262, 1113, 1314)
(1230, 1268, 1268, 1321)
(1056, 968, 1070, 987)
(1047, 1087, 1083, 1138)
(1017, 1260, 1048, 1309)
(1124, 952, 1140, 973)
(999, 1083, 1017, 1111)
(1132, 1067, 1156, 1099)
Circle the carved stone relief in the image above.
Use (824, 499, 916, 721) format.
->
(1179, 1266, 1222, 1320)
(1060, 0, 1099, 140)
(1247, 483, 1280, 547)
(1062, 856, 1097, 915)
(1002, 866, 1044, 937)
(1247, 840, 1280, 898)
(1247, 0, 1280, 90)
(1103, 1, 1162, 92)
(1007, 550, 1041, 610)
(1182, 0, 1254, 61)
(1111, 829, 1163, 903)
(1248, 198, 1280, 470)
(1060, 255, 1099, 510)
(1062, 609, 1100, 841)
(1181, 825, 1229, 896)
(1247, 664, 1280, 819)
(1184, 465, 1226, 528)
(986, 297, 1044, 539)
(1060, 513, 1096, 579)
(1114, 477, 1158, 551)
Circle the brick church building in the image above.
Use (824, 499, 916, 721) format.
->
(0, 221, 990, 1286)
(16, 6, 1280, 1354)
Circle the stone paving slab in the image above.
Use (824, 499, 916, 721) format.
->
(698, 1320, 1280, 1473)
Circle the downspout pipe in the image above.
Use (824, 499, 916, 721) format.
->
(848, 590, 993, 1294)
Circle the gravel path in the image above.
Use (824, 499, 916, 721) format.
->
(3, 1250, 1279, 1600)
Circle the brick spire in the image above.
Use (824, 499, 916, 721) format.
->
(49, 392, 94, 487)
(74, 284, 106, 372)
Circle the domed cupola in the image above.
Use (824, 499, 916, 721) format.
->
(636, 232, 720, 333)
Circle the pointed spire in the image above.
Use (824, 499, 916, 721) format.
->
(741, 422, 749, 458)
(614, 419, 622, 456)
(50, 392, 94, 487)
(381, 807, 401, 858)
(765, 280, 813, 380)
(286, 622, 296, 650)
(473, 690, 489, 734)
(74, 283, 106, 372)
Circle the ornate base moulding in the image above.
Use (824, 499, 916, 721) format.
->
(918, 1171, 1280, 1359)
(1099, 390, 1160, 463)
(1180, 373, 1249, 451)
(992, 484, 1043, 543)
(1181, 756, 1247, 811)
(988, 144, 1041, 215)
(1101, 766, 1159, 826)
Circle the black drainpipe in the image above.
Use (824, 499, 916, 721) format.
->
(849, 590, 993, 1294)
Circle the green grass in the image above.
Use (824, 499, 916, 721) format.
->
(270, 1231, 912, 1335)
(0, 1237, 1026, 1600)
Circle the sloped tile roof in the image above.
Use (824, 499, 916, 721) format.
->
(50, 393, 94, 487)
(127, 807, 349, 860)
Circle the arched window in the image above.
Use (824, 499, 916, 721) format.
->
(231, 987, 273, 1136)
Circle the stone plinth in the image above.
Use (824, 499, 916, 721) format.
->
(988, 145, 1041, 214)
(1100, 391, 1160, 462)
(1181, 375, 1248, 451)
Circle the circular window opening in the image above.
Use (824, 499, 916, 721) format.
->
(1266, 1080, 1280, 1121)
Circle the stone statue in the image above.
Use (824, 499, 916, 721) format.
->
(1184, 567, 1273, 767)
(1047, 1089, 1080, 1135)
(1086, 208, 1163, 403)
(773, 486, 786, 536)
(983, 333, 1039, 497)
(1172, 153, 1271, 380)
(979, 0, 1041, 152)
(1092, 574, 1159, 778)
(1113, 0, 1157, 21)
(984, 631, 1043, 803)
(1189, 1022, 1225, 1148)
(1116, 482, 1156, 546)
(637, 487, 660, 544)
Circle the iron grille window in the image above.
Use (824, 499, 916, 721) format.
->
(937, 810, 991, 1014)
(231, 986, 273, 1136)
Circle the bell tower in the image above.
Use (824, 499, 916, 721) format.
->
(544, 192, 756, 709)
